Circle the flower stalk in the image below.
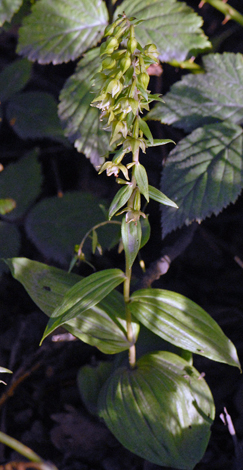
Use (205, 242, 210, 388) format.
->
(91, 12, 172, 367)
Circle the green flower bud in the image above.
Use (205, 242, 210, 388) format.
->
(102, 57, 117, 70)
(119, 54, 131, 73)
(137, 72, 150, 90)
(113, 20, 128, 39)
(106, 78, 123, 97)
(144, 43, 159, 58)
(104, 23, 115, 37)
(106, 36, 119, 50)
(127, 37, 137, 54)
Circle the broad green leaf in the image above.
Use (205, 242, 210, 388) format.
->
(6, 258, 139, 354)
(6, 92, 67, 144)
(17, 0, 108, 64)
(0, 0, 22, 26)
(77, 361, 113, 415)
(0, 223, 20, 275)
(138, 117, 153, 145)
(149, 185, 178, 208)
(115, 0, 211, 63)
(108, 184, 134, 220)
(129, 288, 240, 368)
(134, 163, 149, 202)
(25, 191, 120, 266)
(50, 268, 125, 319)
(58, 48, 110, 168)
(122, 218, 141, 269)
(0, 199, 16, 215)
(0, 59, 31, 102)
(161, 122, 243, 238)
(98, 351, 215, 470)
(148, 53, 243, 132)
(0, 149, 42, 221)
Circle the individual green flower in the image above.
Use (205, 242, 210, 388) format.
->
(98, 161, 129, 180)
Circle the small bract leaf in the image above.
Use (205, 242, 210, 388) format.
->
(6, 258, 139, 354)
(134, 163, 149, 202)
(98, 351, 215, 469)
(115, 0, 211, 63)
(0, 367, 12, 374)
(146, 138, 175, 147)
(161, 122, 243, 238)
(138, 117, 153, 145)
(129, 288, 241, 369)
(17, 0, 108, 64)
(122, 218, 141, 269)
(109, 185, 134, 220)
(148, 185, 178, 208)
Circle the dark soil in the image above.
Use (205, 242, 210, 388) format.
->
(1, 2, 243, 470)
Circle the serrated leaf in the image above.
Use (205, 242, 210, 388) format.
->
(161, 122, 243, 238)
(25, 191, 120, 266)
(134, 163, 149, 201)
(78, 361, 113, 415)
(58, 48, 110, 168)
(98, 351, 215, 470)
(6, 258, 139, 354)
(0, 0, 22, 26)
(6, 91, 67, 144)
(17, 0, 108, 64)
(0, 199, 16, 215)
(0, 149, 42, 221)
(0, 223, 20, 275)
(148, 53, 243, 132)
(122, 218, 141, 269)
(129, 288, 240, 368)
(149, 185, 178, 208)
(115, 0, 211, 63)
(109, 184, 134, 220)
(0, 59, 31, 102)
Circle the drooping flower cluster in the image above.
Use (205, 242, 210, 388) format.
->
(90, 13, 175, 229)
(91, 13, 160, 181)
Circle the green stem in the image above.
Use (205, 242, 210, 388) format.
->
(200, 0, 243, 26)
(77, 220, 121, 257)
(0, 431, 43, 463)
(124, 257, 136, 368)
